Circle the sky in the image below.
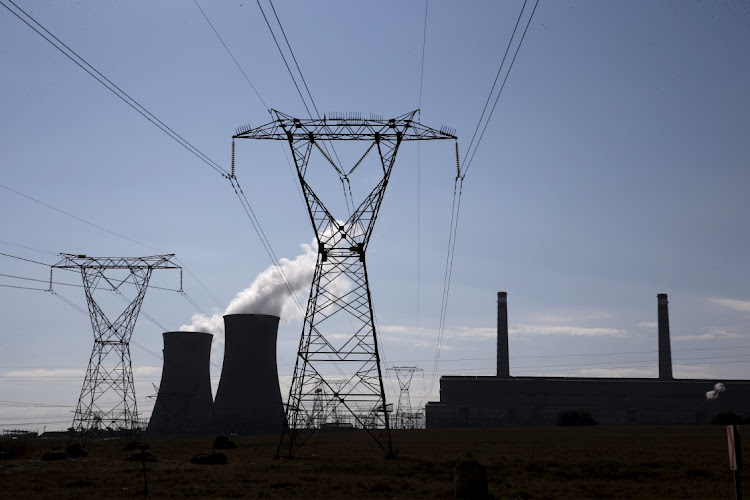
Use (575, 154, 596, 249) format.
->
(1, 0, 749, 433)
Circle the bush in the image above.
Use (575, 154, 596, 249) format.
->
(65, 443, 87, 458)
(125, 450, 157, 462)
(191, 451, 228, 465)
(556, 410, 598, 426)
(122, 441, 150, 451)
(710, 412, 750, 425)
(1, 438, 30, 460)
(213, 435, 236, 449)
(41, 450, 68, 461)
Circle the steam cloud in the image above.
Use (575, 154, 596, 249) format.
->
(180, 240, 317, 336)
(705, 382, 725, 400)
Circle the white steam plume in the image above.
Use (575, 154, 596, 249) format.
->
(180, 240, 317, 336)
(705, 382, 726, 400)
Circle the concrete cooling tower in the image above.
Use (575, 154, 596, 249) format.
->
(212, 314, 284, 435)
(147, 331, 214, 437)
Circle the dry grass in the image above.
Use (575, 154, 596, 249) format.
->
(0, 426, 745, 499)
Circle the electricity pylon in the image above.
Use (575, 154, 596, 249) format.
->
(51, 254, 180, 443)
(234, 110, 456, 457)
(388, 366, 423, 429)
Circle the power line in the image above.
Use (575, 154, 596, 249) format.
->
(389, 344, 750, 365)
(416, 0, 429, 371)
(0, 250, 51, 267)
(462, 0, 540, 176)
(0, 283, 48, 292)
(462, 0, 530, 171)
(256, 0, 348, 211)
(255, 0, 313, 119)
(430, 171, 465, 394)
(268, 0, 321, 120)
(228, 177, 305, 314)
(0, 239, 58, 257)
(0, 272, 81, 289)
(192, 0, 269, 110)
(0, 183, 165, 253)
(0, 0, 229, 179)
(191, 2, 306, 212)
(428, 0, 541, 392)
(3, 1, 300, 316)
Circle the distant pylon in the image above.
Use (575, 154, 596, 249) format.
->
(387, 366, 423, 429)
(51, 254, 180, 443)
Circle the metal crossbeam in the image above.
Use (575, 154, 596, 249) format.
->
(234, 110, 454, 458)
(52, 254, 180, 443)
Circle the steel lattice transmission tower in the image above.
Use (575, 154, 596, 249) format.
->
(51, 254, 180, 442)
(234, 110, 456, 458)
(387, 366, 423, 429)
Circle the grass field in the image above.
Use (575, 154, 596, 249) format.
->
(1, 425, 746, 498)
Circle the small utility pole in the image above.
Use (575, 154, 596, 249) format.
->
(728, 425, 743, 500)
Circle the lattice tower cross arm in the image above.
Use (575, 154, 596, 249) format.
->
(233, 110, 456, 252)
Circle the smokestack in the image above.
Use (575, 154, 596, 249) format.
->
(212, 314, 284, 435)
(657, 293, 673, 380)
(497, 292, 510, 378)
(147, 331, 214, 437)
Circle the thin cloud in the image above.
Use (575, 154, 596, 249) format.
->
(133, 366, 162, 377)
(581, 367, 657, 378)
(4, 368, 83, 378)
(637, 321, 657, 329)
(511, 324, 627, 337)
(455, 327, 496, 339)
(674, 327, 750, 341)
(709, 298, 750, 314)
(536, 314, 573, 323)
(378, 325, 438, 338)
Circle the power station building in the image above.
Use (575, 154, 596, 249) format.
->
(425, 293, 750, 427)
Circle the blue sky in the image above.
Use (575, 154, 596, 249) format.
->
(1, 0, 749, 432)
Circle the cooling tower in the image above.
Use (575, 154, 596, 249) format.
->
(212, 314, 284, 435)
(147, 331, 214, 437)
(657, 293, 673, 380)
(497, 292, 510, 378)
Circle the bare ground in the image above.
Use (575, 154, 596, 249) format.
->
(0, 425, 746, 499)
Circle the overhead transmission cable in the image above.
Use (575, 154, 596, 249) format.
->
(429, 0, 540, 394)
(256, 0, 352, 215)
(416, 0, 430, 394)
(0, 0, 229, 179)
(190, 2, 305, 206)
(461, 0, 540, 176)
(193, 0, 269, 110)
(2, 2, 305, 319)
(0, 239, 58, 257)
(1, 183, 225, 319)
(429, 172, 464, 394)
(0, 250, 51, 267)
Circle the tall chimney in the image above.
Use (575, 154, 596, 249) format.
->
(212, 314, 284, 435)
(657, 293, 673, 380)
(147, 331, 214, 437)
(497, 292, 510, 378)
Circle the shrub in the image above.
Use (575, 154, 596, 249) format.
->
(125, 450, 157, 462)
(41, 450, 68, 461)
(213, 435, 237, 449)
(710, 412, 750, 425)
(122, 440, 150, 451)
(65, 443, 87, 458)
(191, 451, 228, 465)
(556, 410, 598, 426)
(1, 438, 30, 460)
